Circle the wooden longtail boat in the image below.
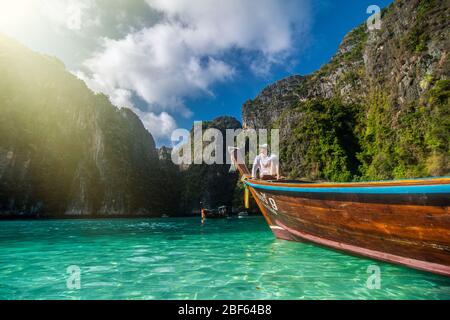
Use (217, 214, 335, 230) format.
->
(201, 205, 229, 221)
(229, 149, 450, 276)
(202, 209, 228, 219)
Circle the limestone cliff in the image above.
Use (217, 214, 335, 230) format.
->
(179, 116, 241, 214)
(243, 0, 449, 181)
(0, 34, 170, 217)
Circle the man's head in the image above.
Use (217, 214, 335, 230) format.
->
(259, 144, 269, 156)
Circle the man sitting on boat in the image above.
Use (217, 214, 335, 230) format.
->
(251, 144, 280, 180)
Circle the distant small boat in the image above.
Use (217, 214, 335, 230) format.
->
(202, 206, 229, 220)
(229, 148, 450, 276)
(238, 211, 249, 218)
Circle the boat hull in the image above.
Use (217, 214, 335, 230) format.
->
(246, 180, 450, 277)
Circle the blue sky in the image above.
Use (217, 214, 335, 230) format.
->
(181, 0, 393, 133)
(0, 0, 393, 146)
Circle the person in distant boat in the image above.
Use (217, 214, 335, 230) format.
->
(251, 144, 280, 180)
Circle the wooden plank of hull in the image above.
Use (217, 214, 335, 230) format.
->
(249, 177, 450, 188)
(248, 186, 450, 277)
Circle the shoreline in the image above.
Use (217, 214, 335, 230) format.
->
(0, 213, 260, 221)
(0, 214, 199, 221)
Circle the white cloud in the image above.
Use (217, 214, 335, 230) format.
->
(77, 0, 310, 141)
(81, 27, 234, 117)
(145, 0, 307, 56)
(132, 109, 178, 140)
(41, 0, 99, 31)
(75, 70, 176, 140)
(75, 70, 134, 107)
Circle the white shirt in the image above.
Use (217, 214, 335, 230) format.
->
(252, 154, 279, 179)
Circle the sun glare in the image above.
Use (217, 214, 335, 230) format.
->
(0, 0, 38, 33)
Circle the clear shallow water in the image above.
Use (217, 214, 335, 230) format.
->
(0, 217, 449, 300)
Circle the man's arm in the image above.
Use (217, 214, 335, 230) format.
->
(271, 155, 280, 179)
(251, 156, 260, 179)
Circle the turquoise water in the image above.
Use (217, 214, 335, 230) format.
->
(0, 217, 449, 300)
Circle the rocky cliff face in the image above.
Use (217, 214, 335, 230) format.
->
(179, 116, 241, 214)
(0, 34, 171, 217)
(243, 0, 449, 181)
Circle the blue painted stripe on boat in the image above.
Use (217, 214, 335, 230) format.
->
(245, 181, 450, 194)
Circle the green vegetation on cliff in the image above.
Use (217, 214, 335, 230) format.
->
(244, 0, 449, 182)
(358, 81, 449, 180)
(278, 79, 449, 182)
(0, 34, 174, 217)
(279, 99, 361, 182)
